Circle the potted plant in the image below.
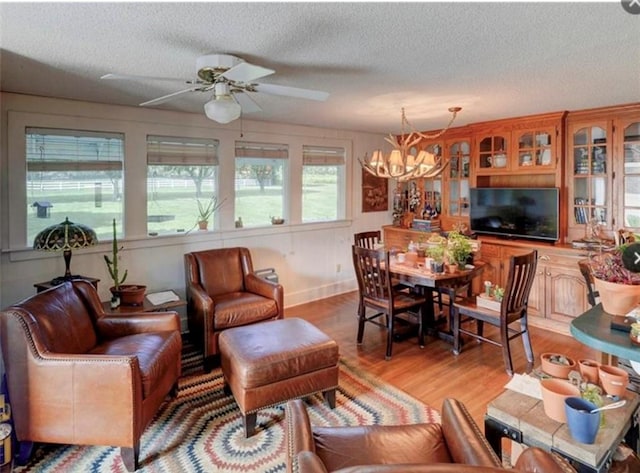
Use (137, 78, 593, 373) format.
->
(589, 244, 640, 315)
(427, 238, 446, 274)
(104, 219, 146, 306)
(446, 230, 473, 270)
(196, 195, 225, 231)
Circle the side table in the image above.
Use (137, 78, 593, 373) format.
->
(101, 296, 186, 314)
(485, 388, 640, 472)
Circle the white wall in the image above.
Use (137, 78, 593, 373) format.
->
(0, 93, 392, 310)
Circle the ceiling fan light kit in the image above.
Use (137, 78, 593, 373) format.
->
(101, 53, 329, 124)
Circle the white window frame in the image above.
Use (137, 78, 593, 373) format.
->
(234, 141, 290, 227)
(7, 111, 129, 250)
(302, 144, 346, 222)
(146, 135, 220, 234)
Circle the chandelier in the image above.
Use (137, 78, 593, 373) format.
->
(360, 107, 461, 181)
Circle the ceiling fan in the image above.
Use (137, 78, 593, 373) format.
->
(101, 53, 330, 124)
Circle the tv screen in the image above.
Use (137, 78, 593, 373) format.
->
(470, 187, 559, 242)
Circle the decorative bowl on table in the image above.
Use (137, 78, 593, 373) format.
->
(541, 352, 576, 379)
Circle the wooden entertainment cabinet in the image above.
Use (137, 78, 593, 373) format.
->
(385, 102, 640, 334)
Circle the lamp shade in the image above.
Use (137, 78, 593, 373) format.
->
(33, 217, 98, 283)
(204, 96, 242, 124)
(33, 217, 97, 251)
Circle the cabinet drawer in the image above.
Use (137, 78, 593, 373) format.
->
(537, 252, 582, 268)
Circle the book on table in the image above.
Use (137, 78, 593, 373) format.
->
(146, 290, 180, 306)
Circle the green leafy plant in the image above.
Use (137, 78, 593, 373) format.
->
(446, 230, 473, 267)
(103, 218, 127, 290)
(427, 238, 446, 263)
(493, 285, 505, 301)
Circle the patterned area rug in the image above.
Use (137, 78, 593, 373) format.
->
(15, 344, 439, 472)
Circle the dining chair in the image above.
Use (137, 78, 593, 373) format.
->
(351, 245, 427, 360)
(353, 230, 382, 249)
(452, 250, 538, 375)
(578, 259, 599, 307)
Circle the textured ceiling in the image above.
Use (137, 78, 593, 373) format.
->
(1, 2, 639, 134)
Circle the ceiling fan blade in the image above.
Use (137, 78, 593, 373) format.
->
(233, 91, 262, 114)
(221, 62, 274, 83)
(101, 73, 186, 83)
(140, 86, 201, 107)
(253, 83, 329, 101)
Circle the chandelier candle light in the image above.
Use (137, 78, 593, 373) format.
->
(360, 107, 461, 181)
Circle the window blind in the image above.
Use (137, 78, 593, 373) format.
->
(147, 135, 219, 165)
(235, 141, 288, 159)
(303, 145, 345, 166)
(26, 128, 124, 172)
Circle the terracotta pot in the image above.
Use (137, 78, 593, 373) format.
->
(592, 277, 640, 315)
(578, 359, 600, 384)
(540, 378, 580, 423)
(198, 220, 208, 230)
(540, 353, 576, 379)
(598, 364, 629, 397)
(110, 284, 147, 306)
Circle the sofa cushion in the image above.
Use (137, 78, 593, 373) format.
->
(214, 292, 279, 329)
(89, 330, 182, 398)
(314, 423, 452, 471)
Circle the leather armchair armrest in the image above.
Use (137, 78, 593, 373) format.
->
(297, 452, 329, 473)
(189, 283, 213, 318)
(97, 311, 180, 339)
(245, 272, 284, 316)
(515, 447, 577, 473)
(286, 400, 316, 473)
(440, 398, 502, 467)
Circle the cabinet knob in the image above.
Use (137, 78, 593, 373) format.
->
(546, 271, 552, 276)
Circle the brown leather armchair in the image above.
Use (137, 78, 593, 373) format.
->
(184, 247, 284, 370)
(0, 280, 182, 472)
(286, 398, 576, 473)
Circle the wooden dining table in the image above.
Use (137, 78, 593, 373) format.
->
(387, 257, 487, 342)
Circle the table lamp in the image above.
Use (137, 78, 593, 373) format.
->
(33, 217, 98, 285)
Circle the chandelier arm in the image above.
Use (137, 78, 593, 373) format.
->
(402, 108, 460, 141)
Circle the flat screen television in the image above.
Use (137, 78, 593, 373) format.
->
(470, 187, 559, 242)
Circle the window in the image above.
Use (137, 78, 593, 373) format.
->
(235, 141, 288, 227)
(147, 135, 220, 235)
(26, 128, 124, 243)
(302, 145, 346, 222)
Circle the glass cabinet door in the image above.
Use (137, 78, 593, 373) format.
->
(420, 143, 443, 218)
(447, 140, 470, 217)
(571, 125, 609, 228)
(514, 129, 554, 169)
(622, 121, 640, 230)
(478, 135, 509, 171)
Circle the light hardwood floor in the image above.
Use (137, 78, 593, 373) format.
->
(285, 290, 598, 427)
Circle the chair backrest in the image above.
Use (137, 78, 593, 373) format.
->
(578, 259, 599, 307)
(501, 250, 538, 322)
(1, 280, 99, 355)
(352, 245, 392, 304)
(188, 247, 254, 296)
(354, 230, 381, 249)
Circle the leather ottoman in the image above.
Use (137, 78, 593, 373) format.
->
(219, 317, 339, 437)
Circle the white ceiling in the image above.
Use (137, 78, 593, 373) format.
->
(1, 2, 639, 134)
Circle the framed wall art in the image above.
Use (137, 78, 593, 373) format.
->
(362, 169, 388, 212)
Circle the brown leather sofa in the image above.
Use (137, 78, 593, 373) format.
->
(0, 280, 182, 472)
(286, 398, 576, 473)
(184, 247, 283, 370)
